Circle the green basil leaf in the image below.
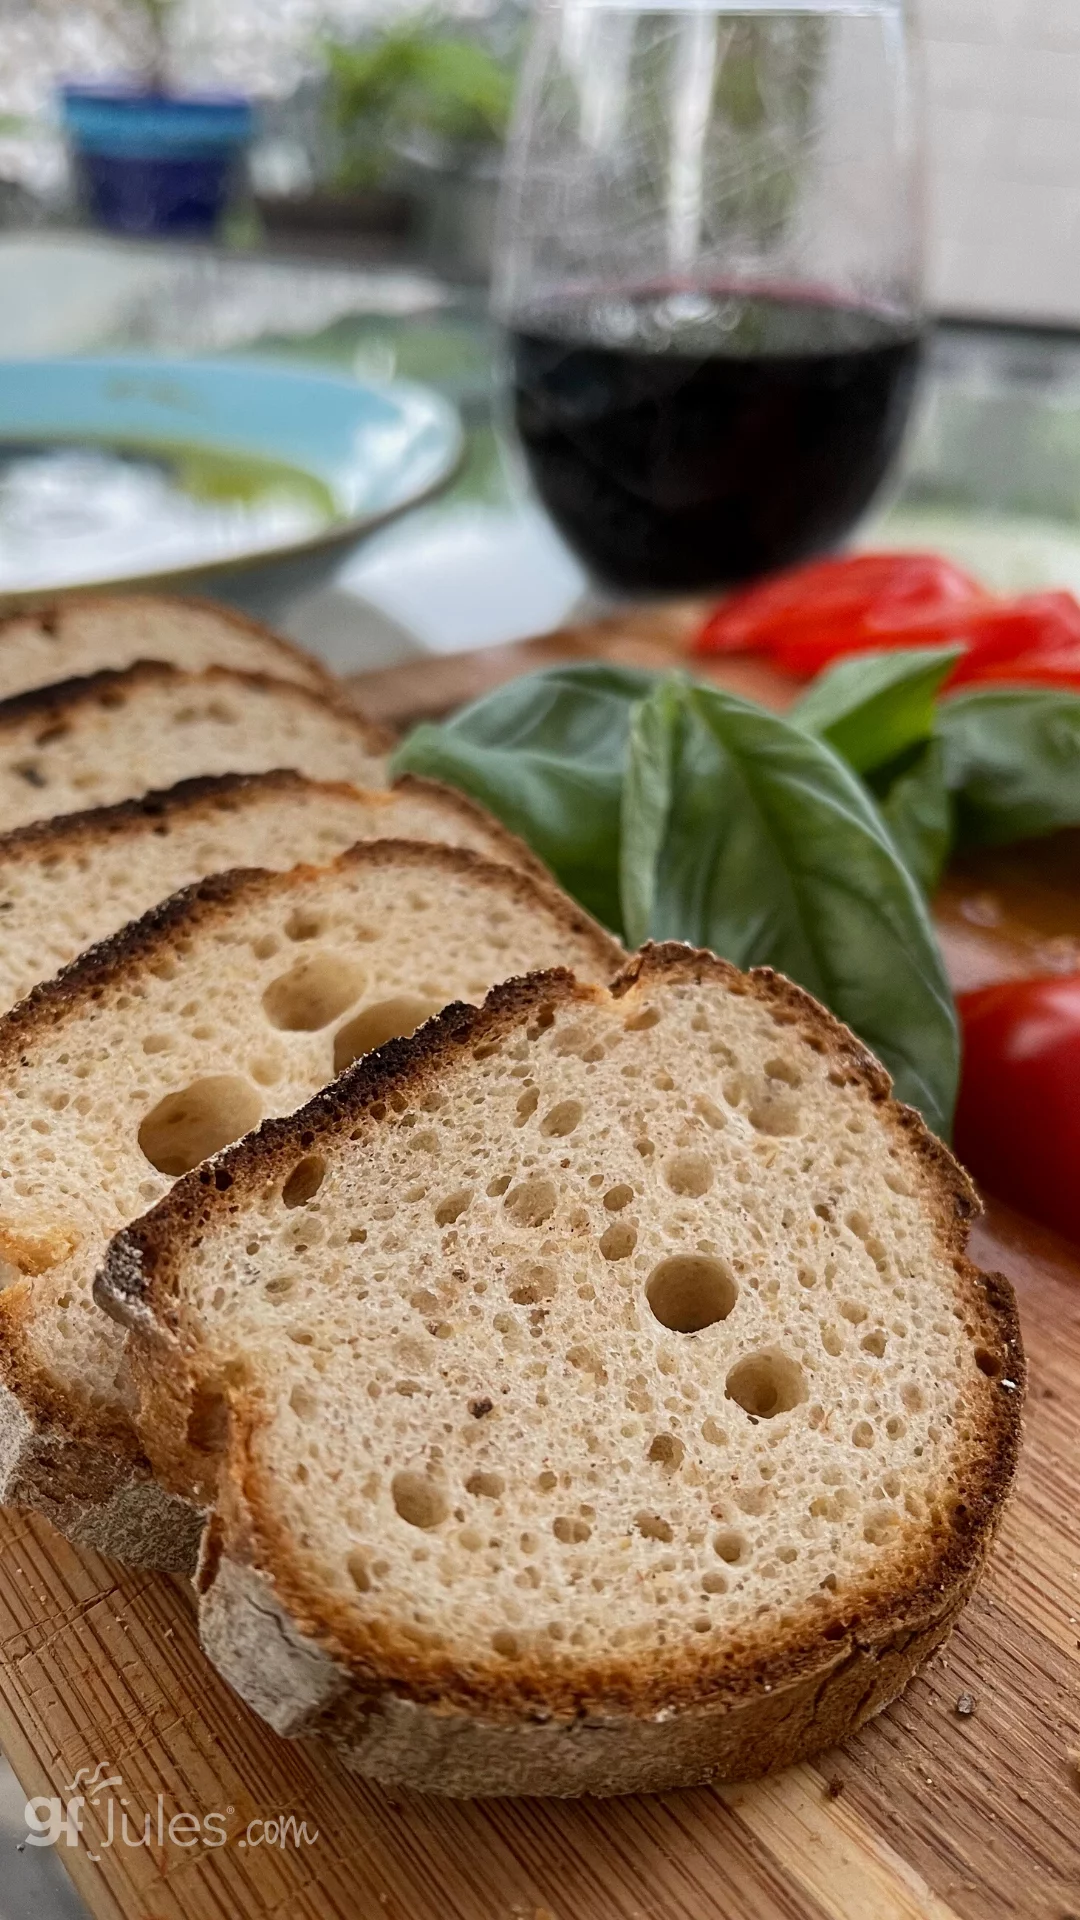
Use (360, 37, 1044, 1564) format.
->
(879, 736, 954, 895)
(620, 678, 684, 948)
(649, 684, 959, 1137)
(938, 689, 1080, 847)
(391, 664, 654, 933)
(792, 645, 963, 775)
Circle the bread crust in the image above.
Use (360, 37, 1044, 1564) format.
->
(0, 768, 549, 886)
(0, 852, 620, 1561)
(0, 659, 393, 757)
(100, 949, 1025, 1792)
(0, 591, 336, 696)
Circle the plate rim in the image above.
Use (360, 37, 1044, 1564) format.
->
(0, 355, 465, 606)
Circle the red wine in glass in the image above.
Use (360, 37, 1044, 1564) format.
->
(510, 289, 922, 593)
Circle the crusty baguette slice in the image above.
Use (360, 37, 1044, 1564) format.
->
(0, 770, 546, 1014)
(0, 593, 332, 700)
(0, 846, 621, 1569)
(0, 662, 389, 834)
(100, 948, 1023, 1796)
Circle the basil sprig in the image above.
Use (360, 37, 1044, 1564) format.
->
(395, 664, 959, 1137)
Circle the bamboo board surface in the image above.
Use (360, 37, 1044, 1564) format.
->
(0, 615, 1077, 1920)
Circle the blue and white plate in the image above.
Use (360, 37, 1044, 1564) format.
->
(0, 356, 463, 616)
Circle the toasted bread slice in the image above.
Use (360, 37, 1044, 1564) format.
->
(0, 663, 389, 835)
(0, 594, 332, 700)
(100, 949, 1023, 1795)
(0, 771, 546, 1014)
(0, 847, 621, 1568)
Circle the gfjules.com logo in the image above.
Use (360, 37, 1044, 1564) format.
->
(24, 1764, 318, 1861)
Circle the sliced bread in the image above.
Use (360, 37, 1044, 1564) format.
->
(0, 846, 621, 1569)
(0, 594, 332, 700)
(0, 662, 389, 834)
(0, 771, 545, 1014)
(100, 949, 1023, 1795)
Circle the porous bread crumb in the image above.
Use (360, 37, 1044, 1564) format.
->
(0, 772, 541, 1014)
(132, 958, 1019, 1713)
(0, 663, 387, 836)
(0, 594, 331, 700)
(0, 847, 620, 1442)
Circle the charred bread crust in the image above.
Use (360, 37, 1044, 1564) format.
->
(0, 660, 393, 756)
(101, 949, 1025, 1735)
(0, 845, 619, 1067)
(0, 769, 548, 882)
(0, 591, 336, 694)
(0, 857, 617, 1469)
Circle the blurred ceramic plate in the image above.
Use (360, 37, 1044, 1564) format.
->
(0, 357, 463, 616)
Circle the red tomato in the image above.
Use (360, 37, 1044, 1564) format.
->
(945, 592, 1080, 688)
(694, 554, 1080, 691)
(955, 976, 1080, 1244)
(694, 552, 986, 667)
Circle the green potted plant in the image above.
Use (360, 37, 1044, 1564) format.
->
(258, 16, 515, 274)
(59, 0, 254, 239)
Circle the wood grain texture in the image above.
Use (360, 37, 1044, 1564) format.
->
(343, 602, 796, 730)
(1, 619, 1077, 1918)
(0, 1196, 1074, 1920)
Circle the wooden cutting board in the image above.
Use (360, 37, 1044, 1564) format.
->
(1, 616, 1078, 1920)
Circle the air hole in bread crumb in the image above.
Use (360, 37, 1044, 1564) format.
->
(664, 1151, 713, 1198)
(599, 1223, 637, 1262)
(138, 1076, 261, 1177)
(263, 952, 365, 1032)
(541, 1099, 583, 1138)
(764, 1056, 803, 1087)
(466, 1471, 505, 1500)
(863, 1508, 899, 1546)
(491, 1629, 519, 1657)
(285, 907, 326, 941)
(281, 1156, 326, 1209)
(553, 1515, 591, 1543)
(726, 1351, 806, 1420)
(487, 1174, 511, 1197)
(509, 1263, 556, 1305)
(636, 1512, 673, 1542)
(648, 1433, 685, 1471)
(852, 1421, 875, 1449)
(391, 1471, 448, 1529)
(861, 1330, 887, 1359)
(702, 1571, 727, 1595)
(714, 1529, 748, 1565)
(504, 1177, 556, 1227)
(435, 1188, 472, 1226)
(625, 1005, 660, 1031)
(646, 1255, 738, 1334)
(840, 1299, 868, 1325)
(749, 1094, 802, 1137)
(346, 1551, 371, 1592)
(974, 1346, 1001, 1378)
(334, 995, 444, 1072)
(289, 1385, 317, 1422)
(604, 1184, 634, 1212)
(902, 1382, 925, 1413)
(515, 1087, 539, 1125)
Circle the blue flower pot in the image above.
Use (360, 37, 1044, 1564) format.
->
(60, 83, 254, 238)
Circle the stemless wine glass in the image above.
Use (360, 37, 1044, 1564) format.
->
(493, 0, 924, 593)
